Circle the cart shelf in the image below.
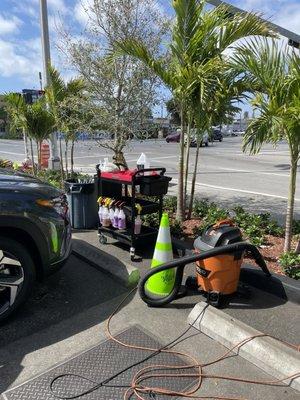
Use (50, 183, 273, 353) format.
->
(98, 224, 157, 246)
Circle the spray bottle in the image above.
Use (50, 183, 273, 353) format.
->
(113, 202, 120, 228)
(134, 203, 142, 234)
(102, 198, 111, 227)
(97, 196, 103, 224)
(137, 153, 150, 175)
(109, 200, 115, 225)
(118, 202, 126, 230)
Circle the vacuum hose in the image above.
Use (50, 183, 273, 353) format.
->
(139, 242, 271, 307)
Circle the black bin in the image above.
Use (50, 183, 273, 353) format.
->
(65, 180, 98, 229)
(139, 175, 172, 196)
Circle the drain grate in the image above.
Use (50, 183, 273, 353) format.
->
(2, 326, 198, 399)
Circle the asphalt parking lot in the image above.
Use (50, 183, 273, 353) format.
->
(0, 136, 299, 222)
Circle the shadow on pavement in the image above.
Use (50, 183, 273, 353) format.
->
(0, 254, 134, 393)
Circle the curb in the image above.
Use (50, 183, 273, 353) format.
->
(188, 302, 300, 392)
(72, 239, 140, 288)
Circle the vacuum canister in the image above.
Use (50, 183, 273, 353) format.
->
(194, 220, 244, 295)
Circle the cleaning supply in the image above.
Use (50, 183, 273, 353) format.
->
(113, 203, 120, 228)
(145, 213, 175, 297)
(118, 204, 126, 230)
(109, 202, 115, 225)
(137, 153, 150, 175)
(101, 157, 118, 172)
(134, 204, 142, 234)
(101, 199, 111, 227)
(97, 196, 103, 224)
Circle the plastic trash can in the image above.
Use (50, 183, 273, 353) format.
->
(65, 180, 98, 229)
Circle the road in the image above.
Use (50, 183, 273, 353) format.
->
(1, 137, 299, 221)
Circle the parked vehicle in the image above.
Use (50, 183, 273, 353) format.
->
(0, 168, 72, 322)
(190, 132, 209, 147)
(166, 131, 180, 143)
(212, 129, 223, 142)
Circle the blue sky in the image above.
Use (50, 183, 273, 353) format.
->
(0, 0, 299, 113)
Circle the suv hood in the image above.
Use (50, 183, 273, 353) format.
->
(0, 168, 62, 198)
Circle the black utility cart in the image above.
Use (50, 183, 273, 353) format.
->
(96, 165, 171, 261)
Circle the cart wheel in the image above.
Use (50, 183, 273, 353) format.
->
(99, 235, 107, 245)
(130, 247, 135, 262)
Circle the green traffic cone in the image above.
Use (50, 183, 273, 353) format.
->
(146, 213, 175, 296)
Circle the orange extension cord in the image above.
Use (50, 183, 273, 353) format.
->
(106, 287, 300, 400)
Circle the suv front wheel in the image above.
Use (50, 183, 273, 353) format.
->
(0, 237, 36, 323)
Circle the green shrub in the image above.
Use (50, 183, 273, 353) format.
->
(233, 206, 284, 245)
(292, 220, 300, 235)
(193, 198, 210, 218)
(170, 219, 184, 238)
(0, 159, 13, 168)
(164, 196, 177, 214)
(279, 252, 300, 280)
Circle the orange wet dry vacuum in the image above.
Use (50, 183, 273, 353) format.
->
(139, 219, 271, 308)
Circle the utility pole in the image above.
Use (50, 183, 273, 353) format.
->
(39, 0, 60, 170)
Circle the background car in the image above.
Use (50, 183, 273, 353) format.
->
(190, 132, 209, 147)
(0, 168, 72, 322)
(211, 129, 223, 142)
(166, 131, 181, 143)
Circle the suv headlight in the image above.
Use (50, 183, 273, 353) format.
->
(36, 195, 69, 217)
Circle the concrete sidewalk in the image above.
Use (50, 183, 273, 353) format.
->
(1, 235, 299, 400)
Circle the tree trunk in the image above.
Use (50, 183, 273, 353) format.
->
(295, 240, 300, 254)
(176, 106, 185, 222)
(65, 140, 69, 177)
(36, 141, 41, 170)
(23, 129, 30, 161)
(184, 121, 191, 208)
(59, 136, 65, 181)
(70, 140, 75, 175)
(112, 150, 128, 170)
(284, 159, 298, 252)
(188, 137, 200, 219)
(30, 139, 36, 176)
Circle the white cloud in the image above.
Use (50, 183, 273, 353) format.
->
(74, 0, 92, 26)
(0, 38, 42, 86)
(0, 14, 23, 36)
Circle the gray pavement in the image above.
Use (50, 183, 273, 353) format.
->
(0, 250, 299, 399)
(1, 137, 299, 222)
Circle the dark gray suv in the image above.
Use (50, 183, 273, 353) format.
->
(0, 168, 72, 322)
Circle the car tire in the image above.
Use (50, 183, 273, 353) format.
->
(219, 138, 223, 142)
(166, 139, 169, 143)
(0, 237, 36, 323)
(205, 142, 208, 147)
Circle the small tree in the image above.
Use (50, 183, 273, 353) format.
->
(58, 0, 166, 169)
(45, 66, 85, 177)
(115, 0, 272, 221)
(232, 39, 300, 252)
(4, 93, 30, 161)
(24, 100, 55, 170)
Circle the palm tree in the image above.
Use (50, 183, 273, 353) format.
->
(232, 39, 300, 252)
(4, 93, 30, 162)
(114, 0, 272, 221)
(45, 66, 85, 177)
(23, 100, 55, 170)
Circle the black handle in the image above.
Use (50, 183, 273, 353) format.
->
(133, 167, 166, 177)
